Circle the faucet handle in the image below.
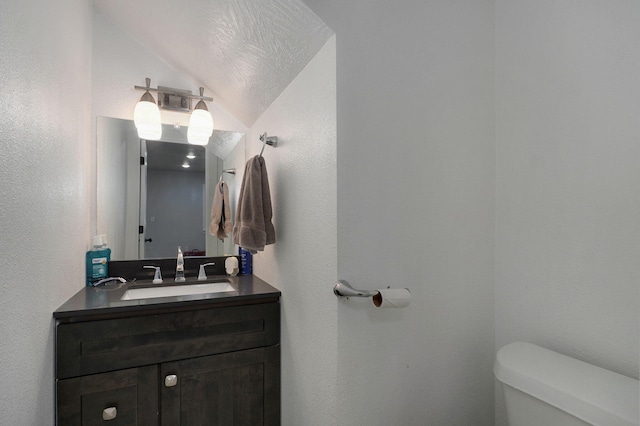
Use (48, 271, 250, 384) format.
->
(198, 263, 216, 281)
(143, 266, 163, 284)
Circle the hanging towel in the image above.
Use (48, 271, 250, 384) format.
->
(232, 155, 276, 252)
(209, 181, 232, 240)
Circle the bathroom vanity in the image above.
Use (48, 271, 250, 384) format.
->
(54, 273, 280, 425)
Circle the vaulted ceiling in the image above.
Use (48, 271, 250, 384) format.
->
(94, 0, 333, 126)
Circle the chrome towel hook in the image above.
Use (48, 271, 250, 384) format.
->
(259, 132, 278, 157)
(219, 168, 236, 182)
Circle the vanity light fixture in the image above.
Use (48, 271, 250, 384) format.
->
(134, 79, 214, 145)
(133, 78, 162, 140)
(187, 87, 214, 146)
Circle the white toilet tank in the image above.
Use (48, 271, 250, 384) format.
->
(495, 342, 639, 426)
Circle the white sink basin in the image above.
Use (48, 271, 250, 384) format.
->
(121, 282, 235, 300)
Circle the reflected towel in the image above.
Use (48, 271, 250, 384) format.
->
(209, 181, 232, 240)
(232, 155, 275, 252)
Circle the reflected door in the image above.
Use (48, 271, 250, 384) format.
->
(138, 140, 147, 259)
(143, 140, 206, 258)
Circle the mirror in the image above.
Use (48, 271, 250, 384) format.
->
(97, 117, 245, 260)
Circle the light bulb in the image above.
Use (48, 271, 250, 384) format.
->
(134, 97, 162, 140)
(188, 105, 213, 146)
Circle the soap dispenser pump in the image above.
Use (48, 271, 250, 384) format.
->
(175, 246, 186, 282)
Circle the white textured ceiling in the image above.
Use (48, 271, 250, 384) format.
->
(94, 0, 333, 126)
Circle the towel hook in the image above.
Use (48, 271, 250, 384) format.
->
(259, 132, 278, 157)
(218, 168, 236, 182)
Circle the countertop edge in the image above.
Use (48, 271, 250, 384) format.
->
(53, 274, 280, 322)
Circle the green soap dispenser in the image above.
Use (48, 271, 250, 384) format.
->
(85, 235, 111, 286)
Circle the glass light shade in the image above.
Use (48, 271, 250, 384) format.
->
(188, 109, 213, 145)
(134, 100, 162, 140)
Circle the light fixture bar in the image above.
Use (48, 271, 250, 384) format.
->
(134, 78, 214, 145)
(134, 84, 213, 102)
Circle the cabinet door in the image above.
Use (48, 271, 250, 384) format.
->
(57, 365, 158, 425)
(161, 346, 280, 426)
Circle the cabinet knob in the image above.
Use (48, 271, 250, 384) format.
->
(165, 374, 178, 387)
(102, 406, 117, 421)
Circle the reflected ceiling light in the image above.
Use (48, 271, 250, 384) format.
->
(186, 153, 196, 159)
(182, 161, 191, 169)
(133, 78, 162, 140)
(188, 87, 214, 146)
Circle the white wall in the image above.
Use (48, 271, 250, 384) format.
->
(248, 36, 338, 425)
(495, 1, 640, 424)
(0, 0, 93, 424)
(96, 117, 130, 259)
(92, 10, 245, 131)
(306, 2, 496, 424)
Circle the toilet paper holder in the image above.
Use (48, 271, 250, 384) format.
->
(333, 279, 411, 308)
(333, 280, 377, 298)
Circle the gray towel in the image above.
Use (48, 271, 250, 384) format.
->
(209, 181, 232, 240)
(232, 155, 276, 252)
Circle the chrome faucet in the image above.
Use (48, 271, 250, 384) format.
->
(175, 246, 185, 282)
(143, 266, 163, 284)
(198, 262, 216, 281)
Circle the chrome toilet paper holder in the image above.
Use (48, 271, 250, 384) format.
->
(333, 280, 377, 298)
(334, 280, 411, 308)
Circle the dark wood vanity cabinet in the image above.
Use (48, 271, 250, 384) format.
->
(55, 301, 280, 425)
(57, 366, 158, 425)
(161, 346, 280, 425)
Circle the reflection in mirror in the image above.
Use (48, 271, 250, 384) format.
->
(142, 140, 206, 259)
(97, 117, 245, 261)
